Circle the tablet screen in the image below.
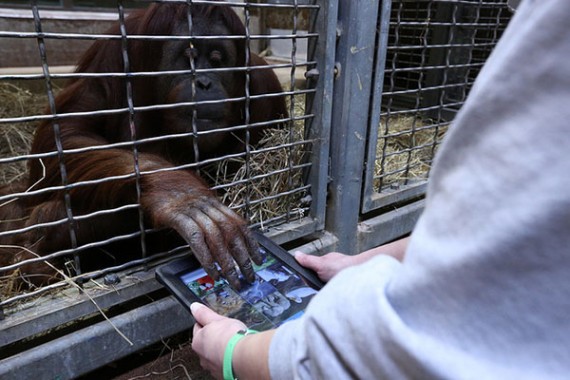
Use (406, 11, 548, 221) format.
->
(179, 250, 318, 330)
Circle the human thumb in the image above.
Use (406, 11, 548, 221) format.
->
(294, 251, 317, 270)
(190, 302, 225, 325)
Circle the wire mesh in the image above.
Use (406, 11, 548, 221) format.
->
(371, 0, 511, 196)
(0, 0, 318, 309)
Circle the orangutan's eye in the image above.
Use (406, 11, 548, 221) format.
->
(210, 50, 223, 66)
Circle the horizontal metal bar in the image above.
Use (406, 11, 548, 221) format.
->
(211, 161, 312, 192)
(362, 183, 427, 213)
(382, 82, 474, 97)
(392, 0, 505, 4)
(0, 246, 188, 307)
(380, 101, 464, 116)
(378, 121, 451, 137)
(0, 269, 161, 347)
(0, 112, 312, 166)
(290, 230, 339, 256)
(0, 229, 145, 274)
(357, 199, 425, 253)
(375, 163, 427, 181)
(128, 0, 320, 10)
(231, 184, 311, 210)
(0, 61, 315, 81)
(278, 199, 424, 255)
(0, 296, 194, 380)
(0, 204, 140, 239)
(386, 42, 499, 51)
(0, 113, 312, 167)
(390, 21, 504, 27)
(0, 2, 319, 21)
(263, 216, 321, 245)
(0, 129, 315, 205)
(0, 88, 315, 124)
(0, 8, 120, 21)
(250, 209, 312, 234)
(0, 31, 318, 41)
(383, 62, 484, 74)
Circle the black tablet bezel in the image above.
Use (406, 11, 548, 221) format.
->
(155, 230, 324, 319)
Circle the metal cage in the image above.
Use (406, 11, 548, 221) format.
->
(362, 0, 512, 212)
(0, 1, 512, 378)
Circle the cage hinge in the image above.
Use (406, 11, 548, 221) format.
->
(333, 62, 342, 79)
(305, 68, 320, 81)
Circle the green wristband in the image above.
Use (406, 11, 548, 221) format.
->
(223, 329, 258, 380)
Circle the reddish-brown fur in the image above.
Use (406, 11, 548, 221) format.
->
(0, 3, 287, 289)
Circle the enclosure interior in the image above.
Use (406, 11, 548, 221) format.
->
(364, 0, 512, 212)
(1, 0, 319, 310)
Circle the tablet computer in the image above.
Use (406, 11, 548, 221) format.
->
(155, 231, 324, 331)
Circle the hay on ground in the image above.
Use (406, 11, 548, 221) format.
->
(374, 115, 448, 191)
(0, 83, 45, 185)
(202, 95, 308, 227)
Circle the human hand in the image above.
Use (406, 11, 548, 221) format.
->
(294, 237, 410, 282)
(294, 251, 359, 282)
(190, 302, 247, 379)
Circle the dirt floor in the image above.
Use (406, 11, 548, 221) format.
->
(80, 334, 214, 380)
(112, 344, 212, 380)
